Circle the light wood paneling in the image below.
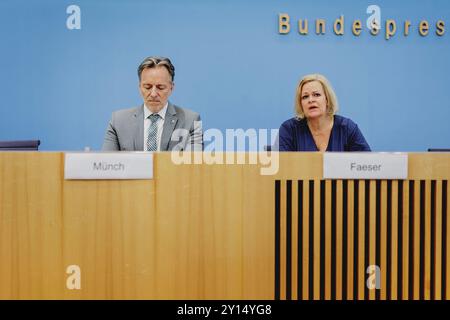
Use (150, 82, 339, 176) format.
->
(435, 181, 442, 300)
(1, 152, 450, 299)
(369, 180, 376, 300)
(313, 180, 321, 300)
(402, 180, 410, 300)
(292, 181, 298, 300)
(358, 181, 365, 300)
(414, 181, 420, 300)
(380, 181, 387, 300)
(347, 181, 354, 300)
(336, 180, 343, 300)
(302, 180, 310, 300)
(0, 153, 63, 299)
(325, 180, 332, 300)
(391, 181, 399, 300)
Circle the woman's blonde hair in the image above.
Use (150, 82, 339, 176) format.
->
(294, 73, 339, 119)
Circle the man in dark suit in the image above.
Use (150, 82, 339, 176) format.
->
(102, 56, 203, 151)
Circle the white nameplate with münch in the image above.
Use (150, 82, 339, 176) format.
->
(64, 152, 153, 180)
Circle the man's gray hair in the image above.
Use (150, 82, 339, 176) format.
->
(137, 56, 175, 82)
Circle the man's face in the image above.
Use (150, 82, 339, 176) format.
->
(300, 80, 328, 119)
(139, 66, 174, 113)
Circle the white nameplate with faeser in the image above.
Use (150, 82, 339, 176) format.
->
(64, 152, 153, 180)
(323, 152, 408, 180)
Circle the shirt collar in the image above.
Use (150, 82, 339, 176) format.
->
(144, 102, 168, 121)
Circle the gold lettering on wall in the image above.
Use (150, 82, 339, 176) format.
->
(370, 24, 380, 36)
(316, 19, 326, 35)
(299, 19, 309, 35)
(334, 15, 344, 35)
(437, 20, 445, 36)
(352, 20, 362, 36)
(404, 20, 411, 36)
(419, 20, 429, 36)
(279, 13, 290, 34)
(276, 13, 445, 39)
(385, 20, 397, 40)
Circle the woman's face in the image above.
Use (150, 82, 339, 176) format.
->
(300, 81, 328, 119)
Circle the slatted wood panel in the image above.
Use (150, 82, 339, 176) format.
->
(275, 179, 450, 300)
(1, 152, 449, 299)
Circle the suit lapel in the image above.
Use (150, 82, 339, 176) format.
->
(160, 102, 178, 151)
(133, 105, 145, 151)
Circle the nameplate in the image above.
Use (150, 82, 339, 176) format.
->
(323, 153, 408, 179)
(64, 152, 153, 180)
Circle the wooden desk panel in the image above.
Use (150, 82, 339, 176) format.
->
(0, 152, 449, 299)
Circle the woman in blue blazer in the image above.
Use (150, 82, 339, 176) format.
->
(278, 74, 370, 152)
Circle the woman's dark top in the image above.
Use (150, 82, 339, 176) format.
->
(278, 115, 371, 151)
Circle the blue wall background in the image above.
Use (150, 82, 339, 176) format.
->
(0, 0, 449, 151)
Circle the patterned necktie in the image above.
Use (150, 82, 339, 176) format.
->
(146, 114, 161, 151)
